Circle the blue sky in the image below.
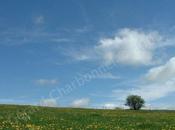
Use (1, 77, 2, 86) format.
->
(1, 0, 175, 109)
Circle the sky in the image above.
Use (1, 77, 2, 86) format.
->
(1, 0, 175, 109)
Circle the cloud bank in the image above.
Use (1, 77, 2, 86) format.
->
(39, 98, 58, 107)
(146, 57, 175, 82)
(113, 56, 175, 101)
(71, 98, 90, 108)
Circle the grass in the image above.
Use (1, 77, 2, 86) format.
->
(0, 105, 175, 130)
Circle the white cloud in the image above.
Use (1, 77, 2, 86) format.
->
(95, 28, 162, 65)
(71, 98, 90, 108)
(113, 80, 175, 102)
(39, 98, 58, 107)
(35, 79, 58, 86)
(34, 15, 44, 24)
(94, 72, 120, 79)
(129, 80, 175, 101)
(103, 103, 116, 109)
(112, 82, 175, 102)
(66, 48, 92, 61)
(113, 57, 175, 101)
(145, 57, 175, 82)
(97, 101, 127, 109)
(52, 38, 71, 43)
(73, 54, 90, 61)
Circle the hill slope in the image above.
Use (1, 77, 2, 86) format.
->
(0, 105, 175, 130)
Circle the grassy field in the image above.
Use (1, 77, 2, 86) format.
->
(0, 105, 175, 130)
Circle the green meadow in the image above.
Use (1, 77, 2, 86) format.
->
(0, 105, 175, 130)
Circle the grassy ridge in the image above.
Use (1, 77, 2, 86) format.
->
(0, 105, 175, 130)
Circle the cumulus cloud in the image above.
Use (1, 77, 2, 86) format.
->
(39, 98, 58, 107)
(138, 80, 175, 100)
(145, 57, 175, 82)
(35, 79, 58, 86)
(71, 98, 90, 108)
(113, 57, 175, 101)
(113, 80, 175, 101)
(95, 28, 162, 65)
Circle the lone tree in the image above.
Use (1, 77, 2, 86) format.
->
(125, 95, 145, 110)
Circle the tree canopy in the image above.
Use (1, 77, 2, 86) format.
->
(125, 95, 145, 110)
